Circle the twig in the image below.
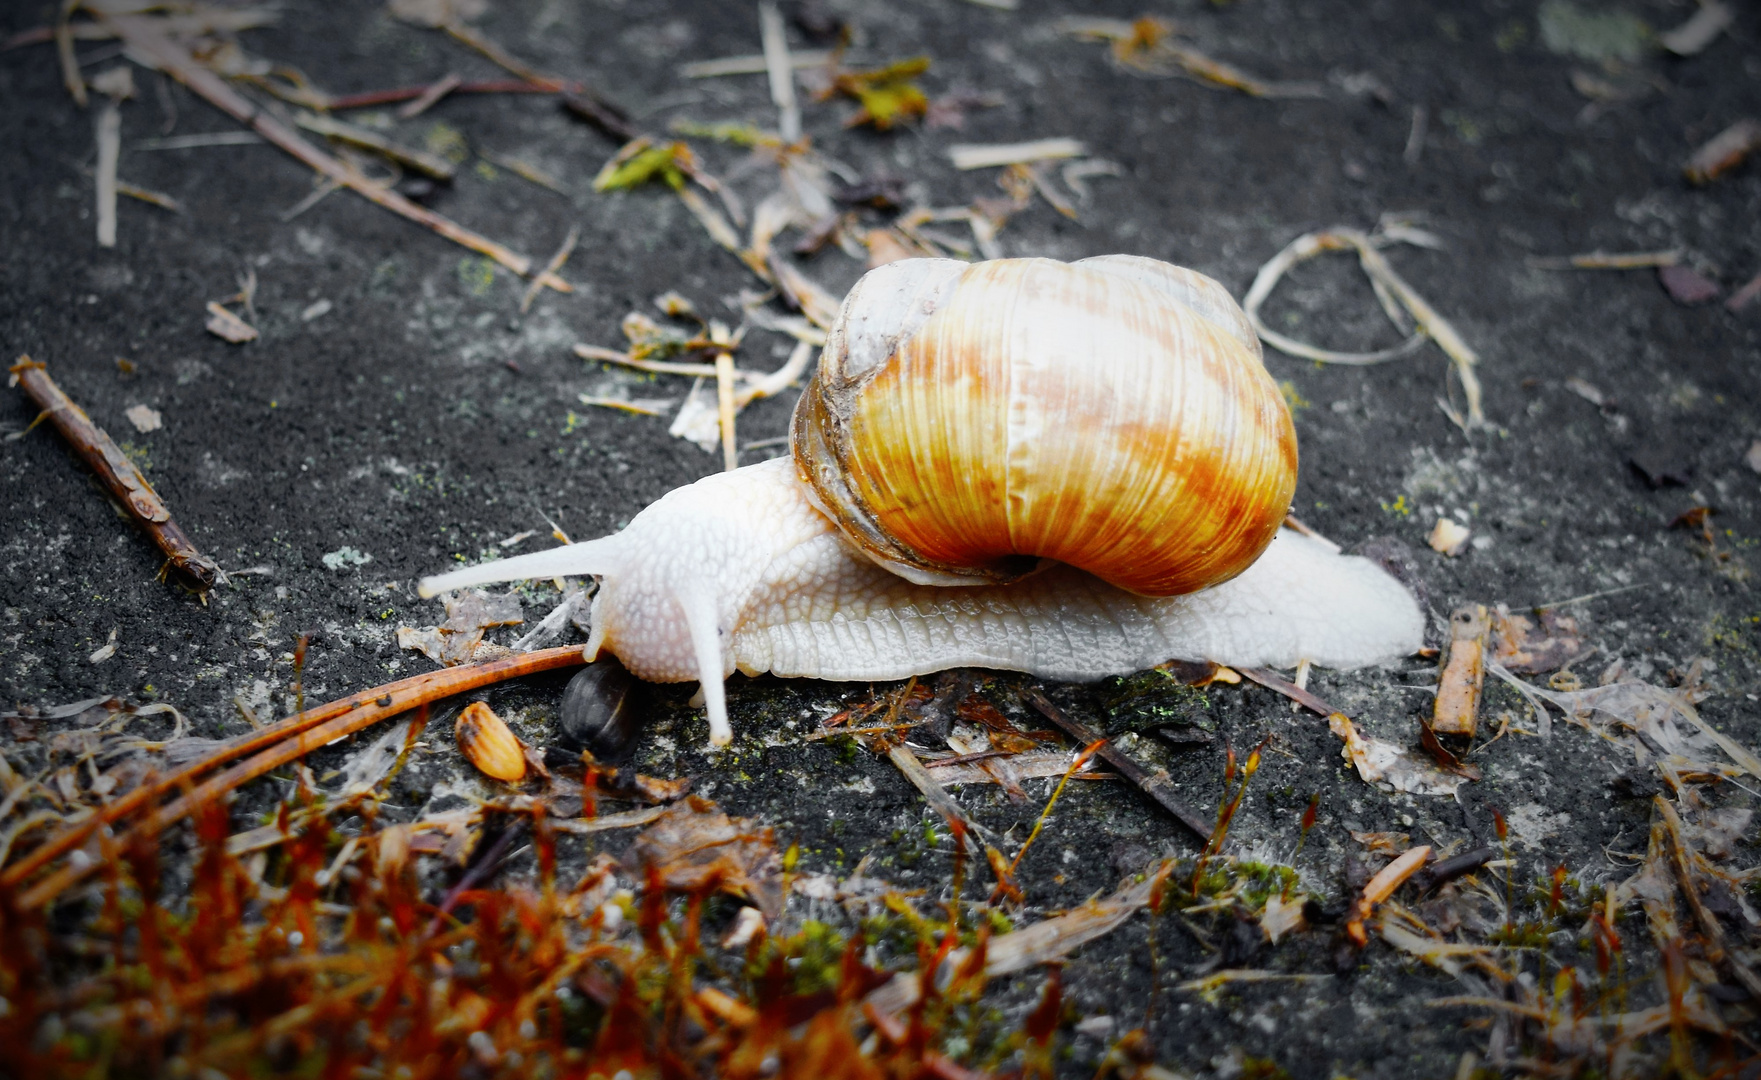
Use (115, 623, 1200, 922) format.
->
(1237, 666, 1341, 717)
(329, 78, 578, 111)
(1655, 797, 1761, 1001)
(3, 645, 587, 907)
(1409, 845, 1496, 893)
(9, 357, 220, 593)
(519, 226, 579, 314)
(1404, 104, 1427, 165)
(1021, 688, 1213, 845)
(292, 111, 457, 181)
(96, 12, 571, 297)
(396, 72, 462, 119)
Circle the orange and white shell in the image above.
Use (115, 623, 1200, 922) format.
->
(790, 255, 1298, 596)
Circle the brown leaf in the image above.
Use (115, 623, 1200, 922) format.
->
(1489, 605, 1583, 675)
(955, 695, 1039, 754)
(630, 796, 782, 919)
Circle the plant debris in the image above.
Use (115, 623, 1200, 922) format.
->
(398, 588, 524, 666)
(8, 357, 219, 593)
(454, 700, 527, 782)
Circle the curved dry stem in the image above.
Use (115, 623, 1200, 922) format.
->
(4, 646, 586, 907)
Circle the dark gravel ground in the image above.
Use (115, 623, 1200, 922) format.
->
(3, 0, 1761, 1076)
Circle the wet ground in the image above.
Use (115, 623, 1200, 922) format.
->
(3, 0, 1761, 1076)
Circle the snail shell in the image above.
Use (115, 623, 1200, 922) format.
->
(792, 256, 1297, 596)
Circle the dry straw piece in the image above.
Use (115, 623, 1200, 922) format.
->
(1244, 224, 1486, 430)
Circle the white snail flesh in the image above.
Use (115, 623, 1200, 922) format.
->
(419, 256, 1424, 746)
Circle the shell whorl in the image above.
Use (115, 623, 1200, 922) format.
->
(791, 255, 1298, 597)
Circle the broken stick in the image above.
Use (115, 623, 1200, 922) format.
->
(9, 357, 219, 593)
(1022, 687, 1214, 845)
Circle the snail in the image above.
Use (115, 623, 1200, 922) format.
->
(419, 256, 1424, 747)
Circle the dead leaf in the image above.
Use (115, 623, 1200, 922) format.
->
(630, 796, 782, 919)
(1490, 606, 1583, 675)
(1330, 713, 1466, 797)
(1260, 892, 1306, 944)
(399, 589, 523, 666)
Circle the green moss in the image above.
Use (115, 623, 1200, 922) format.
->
(1093, 669, 1212, 734)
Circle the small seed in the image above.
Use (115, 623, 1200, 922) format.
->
(559, 657, 642, 763)
(456, 701, 526, 782)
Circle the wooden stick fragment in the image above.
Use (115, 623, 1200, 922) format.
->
(1022, 688, 1213, 844)
(9, 357, 220, 594)
(95, 12, 570, 297)
(1346, 844, 1430, 946)
(7, 645, 587, 908)
(1432, 605, 1489, 738)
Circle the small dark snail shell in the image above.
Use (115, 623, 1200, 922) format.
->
(558, 657, 642, 763)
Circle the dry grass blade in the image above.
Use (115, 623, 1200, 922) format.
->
(1244, 226, 1486, 429)
(1683, 117, 1761, 185)
(759, 2, 800, 142)
(96, 12, 571, 298)
(3, 645, 586, 906)
(948, 138, 1086, 170)
(1526, 249, 1681, 270)
(519, 225, 578, 314)
(715, 350, 738, 471)
(1655, 797, 1761, 1001)
(680, 51, 834, 78)
(292, 110, 457, 180)
(8, 357, 220, 594)
(94, 102, 120, 246)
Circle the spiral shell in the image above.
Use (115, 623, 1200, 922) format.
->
(790, 255, 1297, 597)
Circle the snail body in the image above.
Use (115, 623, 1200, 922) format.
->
(419, 256, 1424, 745)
